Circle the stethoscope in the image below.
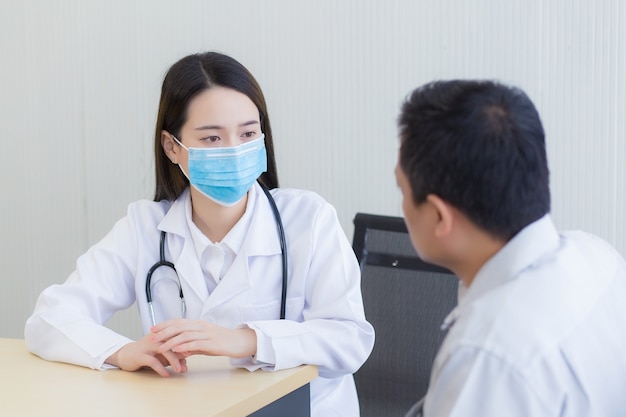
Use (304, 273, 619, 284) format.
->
(145, 181, 288, 326)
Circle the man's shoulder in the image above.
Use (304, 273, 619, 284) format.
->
(448, 231, 626, 368)
(559, 229, 626, 271)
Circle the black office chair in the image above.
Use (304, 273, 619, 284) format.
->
(352, 213, 459, 417)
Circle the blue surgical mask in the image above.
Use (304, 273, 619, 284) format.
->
(173, 135, 267, 206)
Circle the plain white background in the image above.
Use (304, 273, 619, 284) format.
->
(1, 0, 624, 339)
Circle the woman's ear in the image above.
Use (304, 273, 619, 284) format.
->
(426, 194, 454, 238)
(161, 131, 178, 164)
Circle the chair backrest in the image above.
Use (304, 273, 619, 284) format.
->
(352, 212, 459, 417)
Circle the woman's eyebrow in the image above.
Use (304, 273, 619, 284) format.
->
(194, 120, 259, 131)
(194, 124, 223, 131)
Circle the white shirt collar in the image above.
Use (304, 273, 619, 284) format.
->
(183, 186, 258, 284)
(158, 182, 282, 258)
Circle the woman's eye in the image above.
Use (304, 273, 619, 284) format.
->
(203, 136, 220, 143)
(242, 131, 257, 138)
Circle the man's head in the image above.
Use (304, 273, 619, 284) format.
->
(397, 80, 550, 243)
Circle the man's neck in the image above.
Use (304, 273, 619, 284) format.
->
(448, 229, 507, 288)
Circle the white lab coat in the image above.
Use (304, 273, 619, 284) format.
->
(25, 184, 375, 417)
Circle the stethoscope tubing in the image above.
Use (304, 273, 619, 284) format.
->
(259, 182, 288, 320)
(145, 231, 186, 326)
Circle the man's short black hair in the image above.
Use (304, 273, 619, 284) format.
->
(398, 80, 550, 240)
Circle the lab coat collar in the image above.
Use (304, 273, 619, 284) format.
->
(154, 184, 283, 306)
(157, 187, 192, 238)
(442, 214, 560, 330)
(157, 184, 282, 255)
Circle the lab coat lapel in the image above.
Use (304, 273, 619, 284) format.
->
(204, 247, 251, 310)
(169, 234, 210, 302)
(204, 184, 283, 311)
(244, 184, 283, 258)
(157, 189, 209, 302)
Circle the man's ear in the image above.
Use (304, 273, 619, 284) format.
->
(161, 131, 178, 164)
(426, 194, 454, 238)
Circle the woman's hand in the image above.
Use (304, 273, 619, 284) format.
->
(105, 332, 188, 377)
(150, 319, 257, 359)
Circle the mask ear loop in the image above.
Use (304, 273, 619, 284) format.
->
(168, 135, 191, 181)
(171, 135, 190, 151)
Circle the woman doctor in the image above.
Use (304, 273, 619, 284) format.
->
(25, 51, 374, 417)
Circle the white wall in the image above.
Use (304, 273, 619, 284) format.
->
(1, 0, 624, 339)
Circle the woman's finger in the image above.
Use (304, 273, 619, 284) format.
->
(151, 319, 208, 342)
(143, 355, 171, 377)
(159, 349, 186, 373)
(158, 330, 207, 353)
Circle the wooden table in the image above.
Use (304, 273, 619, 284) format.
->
(0, 338, 317, 417)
